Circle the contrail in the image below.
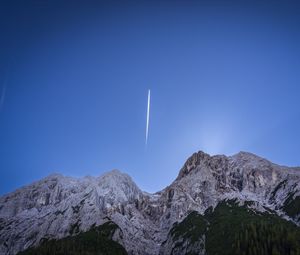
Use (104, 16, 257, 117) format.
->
(145, 89, 151, 146)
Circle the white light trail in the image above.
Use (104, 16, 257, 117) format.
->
(145, 89, 151, 146)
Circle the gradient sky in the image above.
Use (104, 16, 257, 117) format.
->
(1, 0, 300, 195)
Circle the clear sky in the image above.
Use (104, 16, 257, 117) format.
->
(0, 1, 300, 195)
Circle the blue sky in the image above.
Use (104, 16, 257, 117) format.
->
(0, 1, 300, 194)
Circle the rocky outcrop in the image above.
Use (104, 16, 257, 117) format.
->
(0, 151, 299, 255)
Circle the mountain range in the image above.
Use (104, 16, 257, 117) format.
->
(0, 151, 300, 255)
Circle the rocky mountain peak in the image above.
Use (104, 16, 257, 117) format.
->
(176, 151, 211, 180)
(96, 169, 142, 204)
(0, 151, 300, 255)
(230, 151, 271, 166)
(176, 150, 280, 182)
(98, 169, 133, 183)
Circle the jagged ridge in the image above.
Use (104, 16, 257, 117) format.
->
(0, 151, 300, 255)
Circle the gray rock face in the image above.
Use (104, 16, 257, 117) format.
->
(0, 151, 300, 255)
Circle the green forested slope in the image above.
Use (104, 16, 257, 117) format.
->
(18, 221, 127, 255)
(167, 200, 300, 255)
(17, 199, 300, 255)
